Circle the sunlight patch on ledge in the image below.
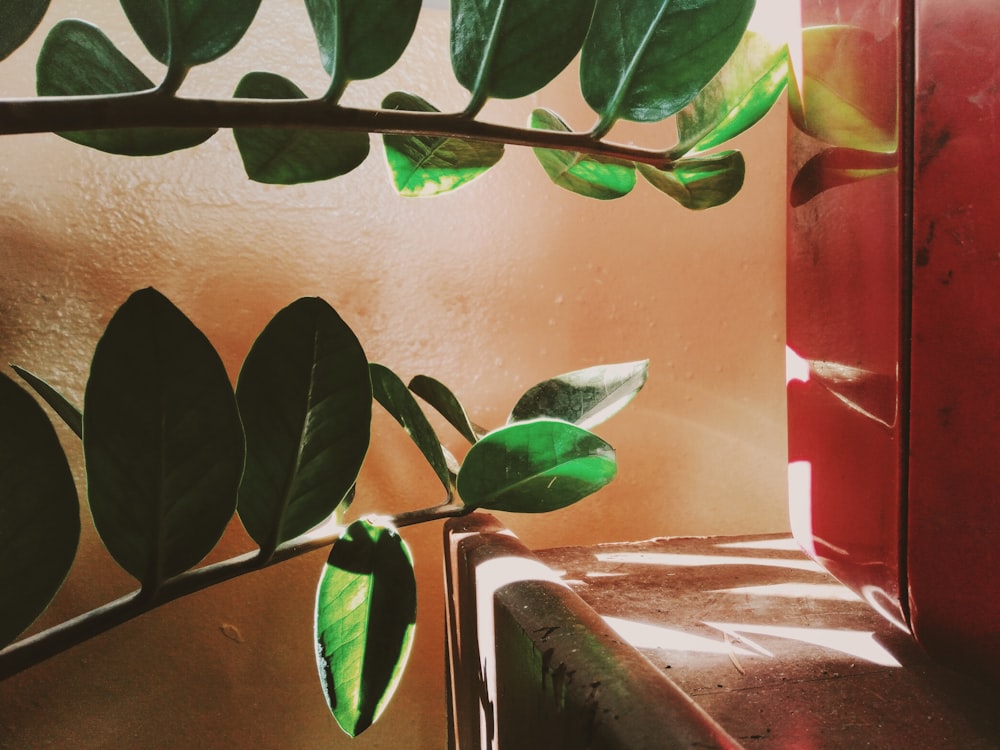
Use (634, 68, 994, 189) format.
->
(595, 551, 826, 574)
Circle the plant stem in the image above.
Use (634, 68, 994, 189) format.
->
(0, 502, 469, 681)
(0, 94, 677, 169)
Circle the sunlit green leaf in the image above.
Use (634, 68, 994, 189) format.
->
(674, 31, 788, 156)
(790, 147, 897, 206)
(0, 372, 79, 648)
(35, 20, 215, 155)
(10, 365, 82, 439)
(788, 25, 897, 153)
(0, 0, 50, 62)
(408, 374, 483, 444)
(451, 0, 596, 111)
(120, 0, 262, 67)
(306, 0, 421, 93)
(370, 363, 452, 494)
(382, 91, 503, 197)
(530, 108, 635, 200)
(457, 419, 616, 513)
(639, 150, 745, 209)
(83, 288, 243, 588)
(233, 71, 370, 184)
(236, 298, 371, 554)
(509, 360, 648, 429)
(581, 0, 755, 134)
(316, 519, 417, 737)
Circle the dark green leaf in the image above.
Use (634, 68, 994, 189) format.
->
(306, 0, 421, 90)
(674, 31, 788, 156)
(10, 365, 82, 439)
(83, 288, 243, 588)
(451, 0, 597, 110)
(788, 25, 897, 153)
(35, 20, 215, 155)
(316, 519, 416, 737)
(790, 147, 897, 207)
(0, 0, 50, 62)
(236, 298, 371, 553)
(530, 108, 635, 200)
(408, 374, 483, 444)
(120, 0, 262, 67)
(0, 373, 79, 648)
(457, 419, 616, 513)
(370, 363, 452, 495)
(581, 0, 755, 134)
(233, 71, 370, 184)
(509, 360, 648, 429)
(639, 150, 745, 209)
(382, 91, 504, 196)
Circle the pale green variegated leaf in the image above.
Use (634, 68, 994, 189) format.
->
(675, 31, 788, 156)
(0, 0, 50, 61)
(0, 372, 79, 648)
(306, 0, 421, 94)
(83, 288, 243, 588)
(408, 374, 484, 444)
(316, 519, 416, 737)
(509, 360, 648, 429)
(382, 91, 503, 196)
(371, 363, 453, 494)
(10, 365, 82, 439)
(639, 150, 745, 209)
(35, 20, 216, 155)
(581, 0, 756, 134)
(451, 0, 597, 111)
(233, 72, 369, 184)
(120, 0, 262, 67)
(236, 298, 371, 555)
(457, 419, 616, 513)
(530, 108, 635, 200)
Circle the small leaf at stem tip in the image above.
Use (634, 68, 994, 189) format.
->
(457, 419, 617, 514)
(10, 365, 83, 439)
(233, 72, 370, 184)
(370, 363, 453, 495)
(382, 91, 503, 197)
(530, 108, 635, 200)
(315, 519, 417, 737)
(408, 374, 484, 444)
(509, 360, 649, 429)
(0, 372, 79, 648)
(0, 0, 50, 61)
(35, 20, 216, 155)
(639, 150, 745, 209)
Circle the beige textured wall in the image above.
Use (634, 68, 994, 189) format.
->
(0, 2, 788, 748)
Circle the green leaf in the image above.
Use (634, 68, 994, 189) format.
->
(370, 364, 452, 495)
(83, 288, 243, 588)
(10, 365, 82, 439)
(451, 0, 597, 110)
(306, 0, 421, 90)
(509, 360, 648, 429)
(233, 71, 370, 184)
(639, 150, 745, 209)
(790, 147, 897, 207)
(236, 298, 371, 553)
(0, 0, 50, 62)
(120, 0, 262, 67)
(382, 91, 504, 197)
(408, 374, 484, 444)
(35, 20, 216, 155)
(674, 31, 788, 156)
(457, 419, 616, 513)
(0, 372, 79, 648)
(315, 519, 417, 737)
(530, 108, 636, 200)
(581, 0, 756, 134)
(788, 25, 897, 153)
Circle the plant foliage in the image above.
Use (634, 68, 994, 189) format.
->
(3, 0, 787, 207)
